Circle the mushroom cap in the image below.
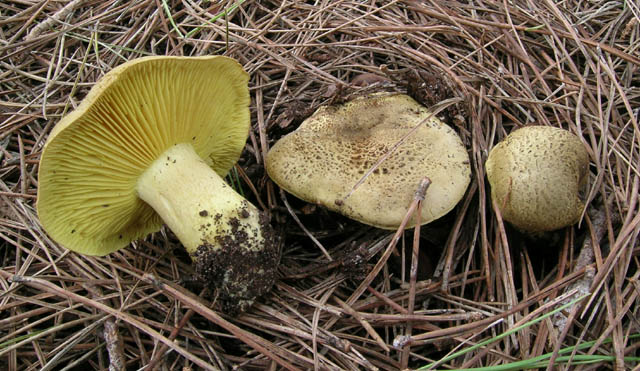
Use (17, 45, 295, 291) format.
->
(485, 126, 589, 232)
(266, 93, 471, 229)
(37, 56, 250, 256)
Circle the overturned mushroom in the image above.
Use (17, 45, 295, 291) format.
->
(266, 93, 471, 229)
(485, 125, 589, 232)
(37, 56, 278, 312)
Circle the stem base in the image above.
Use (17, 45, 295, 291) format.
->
(137, 143, 279, 311)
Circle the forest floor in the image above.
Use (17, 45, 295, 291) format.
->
(1, 1, 639, 370)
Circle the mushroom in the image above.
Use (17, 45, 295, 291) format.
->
(485, 125, 589, 232)
(265, 93, 471, 229)
(37, 56, 278, 311)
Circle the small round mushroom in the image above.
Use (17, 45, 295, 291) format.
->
(485, 126, 589, 232)
(265, 93, 471, 229)
(37, 56, 278, 312)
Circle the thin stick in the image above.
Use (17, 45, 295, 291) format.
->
(25, 0, 88, 41)
(345, 178, 432, 307)
(147, 299, 201, 370)
(280, 188, 332, 261)
(335, 297, 390, 352)
(0, 191, 36, 199)
(553, 206, 616, 332)
(338, 100, 459, 204)
(401, 177, 429, 368)
(104, 319, 125, 371)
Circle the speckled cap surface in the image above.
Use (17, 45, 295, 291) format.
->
(266, 93, 471, 229)
(485, 125, 589, 232)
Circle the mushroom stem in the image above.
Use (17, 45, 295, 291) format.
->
(137, 143, 278, 311)
(136, 143, 262, 254)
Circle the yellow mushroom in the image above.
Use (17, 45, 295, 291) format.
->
(485, 126, 589, 232)
(37, 56, 278, 311)
(266, 93, 471, 229)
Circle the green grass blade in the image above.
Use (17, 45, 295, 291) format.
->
(228, 166, 245, 197)
(419, 294, 589, 370)
(161, 0, 185, 38)
(184, 0, 246, 39)
(0, 329, 47, 349)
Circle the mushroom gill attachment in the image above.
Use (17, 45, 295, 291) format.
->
(37, 56, 278, 311)
(265, 93, 471, 229)
(485, 126, 589, 232)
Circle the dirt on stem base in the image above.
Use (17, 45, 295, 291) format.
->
(193, 212, 280, 313)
